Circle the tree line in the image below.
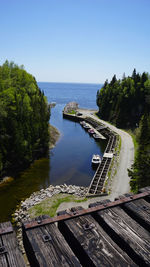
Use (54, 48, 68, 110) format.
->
(0, 60, 50, 178)
(97, 69, 150, 191)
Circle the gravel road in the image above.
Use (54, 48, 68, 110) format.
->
(57, 109, 134, 212)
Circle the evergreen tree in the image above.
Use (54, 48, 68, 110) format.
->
(96, 69, 150, 190)
(129, 113, 150, 191)
(0, 61, 50, 177)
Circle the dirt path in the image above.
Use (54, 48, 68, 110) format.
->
(57, 109, 134, 213)
(79, 109, 134, 199)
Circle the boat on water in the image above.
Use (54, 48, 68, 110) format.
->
(93, 133, 101, 140)
(83, 123, 91, 129)
(92, 154, 101, 165)
(80, 121, 86, 126)
(88, 129, 95, 135)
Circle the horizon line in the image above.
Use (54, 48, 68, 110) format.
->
(37, 81, 104, 85)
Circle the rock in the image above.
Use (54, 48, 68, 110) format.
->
(46, 192, 52, 197)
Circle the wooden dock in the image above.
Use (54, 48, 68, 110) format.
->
(88, 129, 117, 195)
(83, 122, 106, 139)
(63, 113, 118, 196)
(88, 157, 112, 195)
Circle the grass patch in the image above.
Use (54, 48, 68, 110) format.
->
(68, 110, 76, 115)
(28, 193, 87, 218)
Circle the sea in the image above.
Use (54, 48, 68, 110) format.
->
(0, 82, 105, 222)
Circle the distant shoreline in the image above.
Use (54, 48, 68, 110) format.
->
(38, 81, 102, 85)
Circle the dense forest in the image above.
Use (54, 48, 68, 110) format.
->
(0, 61, 50, 178)
(97, 69, 150, 191)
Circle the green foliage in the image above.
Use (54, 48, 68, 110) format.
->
(97, 69, 149, 128)
(0, 60, 50, 177)
(97, 69, 150, 190)
(68, 110, 76, 114)
(129, 113, 150, 192)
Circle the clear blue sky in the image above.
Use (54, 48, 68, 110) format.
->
(1, 0, 150, 83)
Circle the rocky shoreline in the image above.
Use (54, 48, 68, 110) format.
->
(12, 184, 88, 255)
(13, 184, 88, 225)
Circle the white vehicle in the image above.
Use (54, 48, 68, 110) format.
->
(92, 154, 101, 165)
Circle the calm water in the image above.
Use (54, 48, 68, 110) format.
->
(0, 82, 106, 222)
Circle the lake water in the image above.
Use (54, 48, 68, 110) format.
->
(0, 82, 106, 222)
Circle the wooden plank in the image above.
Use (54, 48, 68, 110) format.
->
(0, 236, 8, 267)
(138, 187, 150, 193)
(23, 216, 81, 266)
(0, 223, 13, 235)
(122, 198, 150, 231)
(95, 205, 150, 266)
(58, 207, 137, 266)
(138, 187, 150, 202)
(24, 191, 150, 230)
(0, 222, 25, 267)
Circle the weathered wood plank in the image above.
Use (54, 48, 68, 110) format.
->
(23, 216, 81, 267)
(58, 207, 137, 266)
(95, 205, 150, 266)
(0, 222, 25, 267)
(122, 198, 150, 231)
(0, 236, 8, 267)
(24, 191, 150, 231)
(138, 187, 150, 202)
(139, 187, 150, 193)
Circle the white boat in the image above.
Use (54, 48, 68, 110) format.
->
(80, 121, 86, 126)
(92, 154, 101, 165)
(83, 123, 91, 129)
(93, 134, 101, 140)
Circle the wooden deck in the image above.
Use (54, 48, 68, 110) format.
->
(1, 188, 150, 266)
(83, 122, 106, 139)
(0, 221, 25, 266)
(87, 129, 117, 195)
(20, 187, 150, 266)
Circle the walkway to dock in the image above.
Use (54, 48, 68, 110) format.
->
(87, 127, 117, 195)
